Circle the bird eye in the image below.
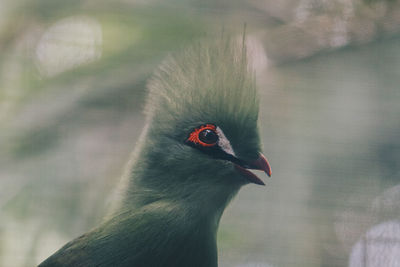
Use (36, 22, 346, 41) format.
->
(186, 124, 219, 147)
(199, 129, 218, 144)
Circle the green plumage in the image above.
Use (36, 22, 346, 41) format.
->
(39, 36, 262, 267)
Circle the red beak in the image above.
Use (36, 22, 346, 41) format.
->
(252, 153, 272, 177)
(234, 153, 272, 186)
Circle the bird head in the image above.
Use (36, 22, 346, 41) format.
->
(131, 37, 271, 206)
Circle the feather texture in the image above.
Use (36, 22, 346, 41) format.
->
(146, 37, 260, 154)
(39, 36, 262, 267)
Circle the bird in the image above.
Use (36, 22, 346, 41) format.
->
(38, 36, 271, 267)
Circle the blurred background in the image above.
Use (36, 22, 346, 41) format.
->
(0, 0, 399, 266)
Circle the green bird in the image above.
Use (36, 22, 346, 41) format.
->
(39, 36, 271, 267)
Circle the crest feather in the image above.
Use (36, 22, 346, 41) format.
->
(146, 36, 259, 128)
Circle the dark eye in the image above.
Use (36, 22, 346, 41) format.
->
(186, 123, 218, 147)
(199, 129, 218, 144)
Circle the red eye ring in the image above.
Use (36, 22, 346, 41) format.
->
(187, 124, 218, 147)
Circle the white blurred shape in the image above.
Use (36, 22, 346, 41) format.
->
(334, 208, 375, 251)
(330, 18, 348, 48)
(35, 16, 102, 77)
(349, 220, 400, 267)
(245, 35, 268, 72)
(371, 184, 400, 215)
(295, 0, 312, 23)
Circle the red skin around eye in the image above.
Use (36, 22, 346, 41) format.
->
(187, 124, 217, 147)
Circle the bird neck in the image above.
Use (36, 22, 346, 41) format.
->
(107, 197, 224, 267)
(122, 179, 239, 228)
(107, 138, 241, 267)
(117, 160, 240, 233)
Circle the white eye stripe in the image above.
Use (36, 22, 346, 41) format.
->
(216, 127, 235, 156)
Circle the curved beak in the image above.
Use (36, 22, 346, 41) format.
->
(234, 153, 272, 186)
(250, 153, 272, 177)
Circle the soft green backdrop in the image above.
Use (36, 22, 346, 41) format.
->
(1, 1, 399, 266)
